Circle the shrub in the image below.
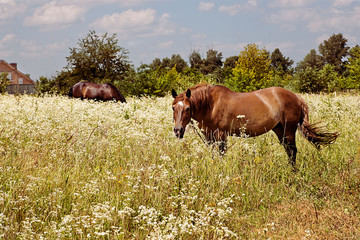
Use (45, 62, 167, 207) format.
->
(0, 73, 9, 93)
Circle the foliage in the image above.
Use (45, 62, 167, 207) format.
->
(295, 34, 354, 92)
(297, 49, 324, 71)
(66, 30, 132, 82)
(225, 44, 273, 92)
(318, 64, 342, 92)
(318, 33, 349, 74)
(134, 64, 181, 97)
(0, 93, 359, 239)
(177, 67, 211, 89)
(149, 54, 188, 73)
(344, 45, 360, 89)
(34, 31, 359, 96)
(270, 48, 294, 76)
(47, 30, 134, 95)
(0, 72, 9, 93)
(189, 48, 223, 77)
(223, 56, 238, 69)
(189, 50, 203, 69)
(292, 65, 342, 93)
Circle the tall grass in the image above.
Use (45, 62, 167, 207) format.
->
(0, 92, 359, 239)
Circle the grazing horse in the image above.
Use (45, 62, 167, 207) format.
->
(171, 84, 338, 166)
(68, 81, 126, 103)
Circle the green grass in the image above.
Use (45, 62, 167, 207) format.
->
(0, 92, 359, 239)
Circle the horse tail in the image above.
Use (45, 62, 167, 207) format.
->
(298, 97, 339, 149)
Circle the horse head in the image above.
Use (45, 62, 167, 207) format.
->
(171, 89, 192, 138)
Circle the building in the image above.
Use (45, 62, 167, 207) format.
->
(0, 60, 36, 94)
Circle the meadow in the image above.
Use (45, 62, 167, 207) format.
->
(0, 92, 359, 239)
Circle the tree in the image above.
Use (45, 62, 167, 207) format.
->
(65, 30, 133, 93)
(292, 64, 341, 93)
(189, 50, 203, 70)
(202, 49, 223, 75)
(151, 54, 188, 73)
(292, 67, 321, 92)
(345, 45, 360, 89)
(189, 48, 223, 75)
(135, 64, 180, 97)
(270, 48, 294, 75)
(223, 56, 238, 69)
(297, 49, 324, 71)
(35, 76, 57, 93)
(169, 54, 188, 72)
(318, 33, 349, 74)
(225, 44, 273, 92)
(0, 73, 9, 93)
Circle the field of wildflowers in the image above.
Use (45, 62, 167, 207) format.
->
(0, 92, 359, 239)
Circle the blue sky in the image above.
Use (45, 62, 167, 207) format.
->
(1, 0, 359, 81)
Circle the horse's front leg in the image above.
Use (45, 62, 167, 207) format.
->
(216, 130, 228, 155)
(204, 128, 228, 154)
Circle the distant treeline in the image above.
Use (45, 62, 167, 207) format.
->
(34, 31, 360, 97)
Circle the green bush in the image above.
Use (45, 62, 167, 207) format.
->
(292, 65, 342, 93)
(224, 44, 273, 92)
(0, 73, 9, 93)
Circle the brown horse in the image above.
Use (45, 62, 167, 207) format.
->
(171, 84, 338, 166)
(68, 81, 126, 103)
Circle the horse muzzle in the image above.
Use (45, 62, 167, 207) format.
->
(174, 126, 185, 139)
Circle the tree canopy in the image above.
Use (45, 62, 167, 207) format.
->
(270, 48, 294, 75)
(225, 44, 273, 92)
(318, 33, 349, 74)
(34, 31, 359, 96)
(66, 30, 132, 84)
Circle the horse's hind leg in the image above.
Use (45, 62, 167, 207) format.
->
(272, 123, 297, 167)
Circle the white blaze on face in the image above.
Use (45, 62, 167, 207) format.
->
(175, 101, 184, 123)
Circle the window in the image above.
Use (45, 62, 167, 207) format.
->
(19, 78, 23, 84)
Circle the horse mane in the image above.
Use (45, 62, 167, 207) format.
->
(176, 84, 214, 113)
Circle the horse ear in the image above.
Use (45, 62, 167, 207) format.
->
(186, 89, 191, 98)
(171, 89, 178, 98)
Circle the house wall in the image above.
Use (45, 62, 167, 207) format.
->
(0, 60, 36, 94)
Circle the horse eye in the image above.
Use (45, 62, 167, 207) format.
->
(185, 107, 190, 112)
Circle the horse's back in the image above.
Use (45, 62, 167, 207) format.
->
(211, 86, 303, 135)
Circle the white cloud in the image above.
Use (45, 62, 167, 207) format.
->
(95, 8, 155, 29)
(0, 34, 15, 45)
(219, 0, 258, 16)
(90, 9, 175, 39)
(24, 1, 86, 30)
(269, 8, 315, 30)
(198, 2, 215, 11)
(0, 0, 25, 20)
(333, 0, 354, 7)
(62, 0, 153, 7)
(307, 6, 360, 32)
(0, 33, 16, 56)
(269, 0, 360, 33)
(269, 0, 316, 8)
